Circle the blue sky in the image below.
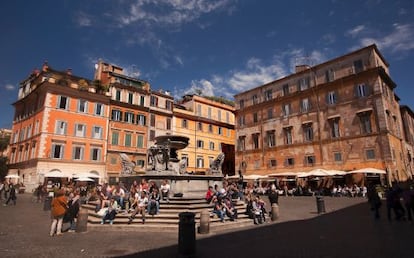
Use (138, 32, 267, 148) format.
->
(1, 0, 414, 129)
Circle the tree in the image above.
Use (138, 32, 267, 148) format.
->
(0, 134, 10, 157)
(0, 156, 7, 180)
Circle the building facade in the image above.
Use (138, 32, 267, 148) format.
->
(235, 44, 409, 184)
(400, 105, 414, 180)
(174, 95, 235, 175)
(8, 64, 109, 191)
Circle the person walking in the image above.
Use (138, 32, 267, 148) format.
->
(50, 189, 68, 236)
(367, 184, 381, 220)
(4, 183, 17, 206)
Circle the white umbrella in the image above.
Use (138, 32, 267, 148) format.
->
(242, 174, 268, 180)
(5, 174, 20, 179)
(268, 171, 303, 177)
(349, 168, 386, 174)
(44, 170, 70, 178)
(73, 172, 101, 178)
(75, 177, 95, 182)
(306, 168, 332, 177)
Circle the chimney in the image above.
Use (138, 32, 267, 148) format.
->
(66, 68, 72, 75)
(42, 61, 49, 72)
(295, 65, 310, 73)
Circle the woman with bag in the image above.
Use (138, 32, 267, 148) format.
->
(50, 189, 68, 236)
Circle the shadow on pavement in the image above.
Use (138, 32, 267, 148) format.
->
(122, 200, 413, 258)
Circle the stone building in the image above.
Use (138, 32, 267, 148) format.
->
(399, 105, 414, 180)
(234, 44, 409, 185)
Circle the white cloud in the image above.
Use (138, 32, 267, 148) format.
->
(118, 0, 234, 28)
(4, 84, 15, 91)
(349, 23, 414, 55)
(321, 33, 336, 44)
(74, 11, 92, 27)
(346, 25, 366, 38)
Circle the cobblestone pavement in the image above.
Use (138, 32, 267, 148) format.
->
(0, 193, 413, 258)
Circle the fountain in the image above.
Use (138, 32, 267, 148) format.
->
(124, 135, 224, 198)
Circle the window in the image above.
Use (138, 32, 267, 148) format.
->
(91, 147, 101, 161)
(150, 130, 155, 141)
(124, 112, 135, 123)
(305, 155, 315, 166)
(19, 128, 25, 141)
(181, 154, 189, 166)
(366, 149, 375, 160)
(26, 125, 32, 139)
(137, 135, 144, 148)
(298, 77, 310, 91)
(139, 96, 145, 106)
(57, 96, 69, 109)
(150, 114, 155, 127)
(238, 116, 245, 127)
(166, 118, 171, 130)
(55, 121, 67, 135)
(115, 90, 121, 101)
(111, 131, 119, 145)
(252, 133, 260, 149)
(78, 99, 87, 113)
(52, 144, 64, 159)
(92, 126, 103, 139)
(265, 89, 272, 101)
(128, 92, 133, 104)
(72, 146, 84, 160)
(327, 91, 337, 105)
(266, 130, 276, 147)
(303, 124, 313, 141)
(282, 84, 289, 96)
(252, 95, 258, 105)
(253, 113, 258, 123)
(325, 68, 335, 82)
(354, 60, 363, 73)
(197, 104, 202, 116)
(355, 84, 368, 97)
(208, 124, 213, 133)
(226, 112, 230, 123)
(125, 133, 132, 147)
(136, 160, 145, 168)
(150, 96, 158, 107)
(197, 156, 204, 168)
(111, 109, 122, 121)
(285, 157, 294, 167)
(75, 124, 86, 137)
(269, 159, 277, 167)
(238, 136, 246, 151)
(334, 152, 342, 162)
(330, 118, 340, 138)
(208, 107, 212, 119)
(209, 141, 215, 150)
(95, 103, 104, 116)
(31, 141, 36, 159)
(267, 108, 273, 119)
(166, 100, 173, 111)
(284, 127, 293, 145)
(34, 120, 40, 135)
(359, 113, 372, 134)
(239, 100, 244, 109)
(282, 103, 291, 117)
(137, 114, 146, 126)
(181, 119, 188, 128)
(218, 110, 222, 121)
(301, 98, 311, 113)
(197, 140, 204, 148)
(197, 122, 203, 131)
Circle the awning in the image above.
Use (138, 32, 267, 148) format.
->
(73, 172, 101, 178)
(348, 167, 386, 174)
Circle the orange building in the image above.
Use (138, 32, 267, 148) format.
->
(8, 64, 109, 191)
(174, 95, 235, 175)
(94, 61, 151, 180)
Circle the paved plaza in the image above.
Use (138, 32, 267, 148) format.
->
(0, 193, 413, 258)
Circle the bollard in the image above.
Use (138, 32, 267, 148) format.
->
(76, 207, 88, 233)
(178, 212, 196, 258)
(43, 196, 52, 211)
(198, 209, 210, 234)
(271, 203, 279, 221)
(316, 196, 326, 214)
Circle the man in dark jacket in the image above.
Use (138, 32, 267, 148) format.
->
(268, 185, 279, 218)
